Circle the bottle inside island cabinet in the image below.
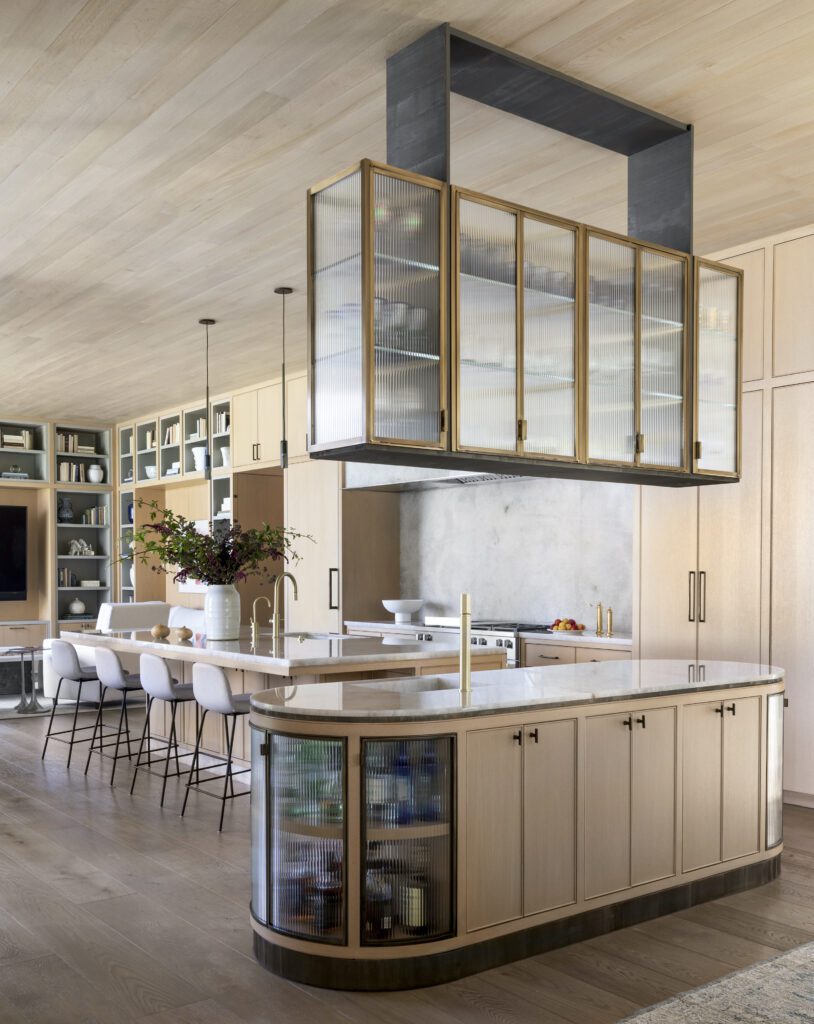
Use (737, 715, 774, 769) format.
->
(361, 737, 454, 945)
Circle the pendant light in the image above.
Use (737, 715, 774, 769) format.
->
(274, 286, 293, 469)
(198, 317, 216, 525)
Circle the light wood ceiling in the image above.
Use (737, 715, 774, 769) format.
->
(2, 0, 813, 422)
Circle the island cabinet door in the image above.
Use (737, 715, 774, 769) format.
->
(584, 712, 632, 899)
(682, 700, 723, 871)
(466, 726, 523, 931)
(722, 696, 761, 861)
(523, 719, 577, 915)
(631, 707, 677, 886)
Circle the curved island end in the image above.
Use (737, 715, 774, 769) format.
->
(249, 660, 785, 990)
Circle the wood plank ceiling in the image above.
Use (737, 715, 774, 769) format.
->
(1, 0, 813, 422)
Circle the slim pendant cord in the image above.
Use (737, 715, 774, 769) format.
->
(274, 286, 293, 469)
(198, 318, 216, 527)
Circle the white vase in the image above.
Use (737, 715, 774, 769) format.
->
(192, 446, 207, 472)
(221, 446, 231, 468)
(88, 464, 104, 484)
(129, 564, 135, 588)
(204, 584, 241, 640)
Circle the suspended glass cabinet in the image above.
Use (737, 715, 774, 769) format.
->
(694, 259, 741, 476)
(586, 230, 690, 471)
(309, 160, 447, 453)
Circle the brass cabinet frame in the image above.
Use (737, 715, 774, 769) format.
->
(692, 257, 743, 479)
(583, 227, 692, 474)
(307, 159, 448, 455)
(451, 186, 582, 462)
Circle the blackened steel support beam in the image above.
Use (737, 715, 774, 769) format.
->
(628, 130, 694, 253)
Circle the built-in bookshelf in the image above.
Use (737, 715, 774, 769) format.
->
(211, 399, 232, 472)
(159, 413, 182, 480)
(0, 419, 49, 483)
(136, 419, 158, 484)
(118, 490, 135, 602)
(119, 424, 135, 486)
(212, 475, 233, 528)
(55, 489, 112, 628)
(183, 405, 208, 477)
(55, 425, 111, 486)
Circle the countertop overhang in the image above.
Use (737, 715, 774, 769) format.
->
(251, 660, 784, 722)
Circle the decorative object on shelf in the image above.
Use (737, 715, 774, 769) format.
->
(57, 496, 74, 522)
(87, 464, 104, 484)
(168, 625, 193, 643)
(129, 564, 135, 588)
(68, 598, 87, 615)
(80, 580, 101, 588)
(275, 285, 294, 468)
(382, 599, 424, 624)
(144, 465, 157, 479)
(127, 501, 134, 523)
(123, 498, 308, 641)
(191, 446, 207, 472)
(150, 623, 170, 640)
(68, 538, 94, 556)
(1, 470, 28, 479)
(221, 446, 231, 469)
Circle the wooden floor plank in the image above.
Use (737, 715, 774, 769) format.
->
(630, 913, 781, 969)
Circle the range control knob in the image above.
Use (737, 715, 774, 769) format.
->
(505, 639, 513, 648)
(478, 637, 487, 645)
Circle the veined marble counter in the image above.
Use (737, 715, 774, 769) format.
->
(61, 627, 503, 676)
(345, 619, 633, 650)
(251, 659, 783, 722)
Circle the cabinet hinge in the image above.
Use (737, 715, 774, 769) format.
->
(694, 440, 703, 460)
(635, 432, 645, 454)
(518, 419, 528, 442)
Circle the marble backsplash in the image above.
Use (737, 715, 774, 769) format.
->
(399, 476, 634, 633)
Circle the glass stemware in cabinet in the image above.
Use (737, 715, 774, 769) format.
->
(695, 261, 740, 475)
(361, 737, 454, 945)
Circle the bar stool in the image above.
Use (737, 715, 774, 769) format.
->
(130, 653, 196, 807)
(42, 639, 103, 768)
(84, 647, 143, 785)
(181, 663, 251, 831)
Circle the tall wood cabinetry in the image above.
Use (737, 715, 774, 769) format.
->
(232, 384, 281, 469)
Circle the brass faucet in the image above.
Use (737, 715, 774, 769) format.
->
(272, 572, 298, 641)
(251, 595, 272, 647)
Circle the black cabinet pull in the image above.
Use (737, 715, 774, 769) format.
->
(513, 730, 522, 745)
(623, 716, 633, 729)
(715, 704, 724, 715)
(726, 703, 736, 716)
(328, 568, 339, 610)
(529, 728, 539, 743)
(636, 715, 646, 729)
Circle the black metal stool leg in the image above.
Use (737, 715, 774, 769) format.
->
(41, 677, 63, 759)
(66, 683, 85, 769)
(219, 714, 237, 832)
(123, 697, 133, 759)
(84, 685, 108, 775)
(130, 696, 153, 795)
(181, 708, 207, 818)
(160, 701, 179, 808)
(109, 690, 128, 786)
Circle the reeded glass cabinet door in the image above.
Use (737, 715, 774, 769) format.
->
(696, 262, 740, 474)
(361, 737, 454, 944)
(587, 234, 636, 463)
(522, 217, 577, 458)
(372, 170, 444, 446)
(311, 170, 365, 448)
(268, 733, 346, 944)
(639, 250, 687, 469)
(457, 197, 518, 452)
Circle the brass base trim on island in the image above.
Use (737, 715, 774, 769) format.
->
(251, 854, 781, 990)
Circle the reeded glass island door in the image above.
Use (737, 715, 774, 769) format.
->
(372, 170, 444, 446)
(696, 262, 740, 475)
(639, 250, 687, 469)
(457, 197, 518, 452)
(587, 234, 636, 464)
(522, 217, 578, 459)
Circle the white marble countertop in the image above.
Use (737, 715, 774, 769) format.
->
(251, 660, 783, 722)
(61, 627, 500, 676)
(344, 620, 633, 650)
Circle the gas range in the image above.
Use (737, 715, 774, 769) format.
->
(423, 618, 552, 667)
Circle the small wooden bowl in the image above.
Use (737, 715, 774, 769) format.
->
(151, 624, 170, 640)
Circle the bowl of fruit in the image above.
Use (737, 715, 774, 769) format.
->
(551, 617, 586, 634)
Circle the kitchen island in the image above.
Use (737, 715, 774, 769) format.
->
(249, 660, 785, 989)
(62, 628, 505, 756)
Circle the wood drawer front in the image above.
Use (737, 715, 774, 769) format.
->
(575, 648, 631, 664)
(58, 622, 96, 634)
(523, 642, 576, 667)
(0, 623, 47, 647)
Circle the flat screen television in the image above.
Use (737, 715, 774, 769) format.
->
(0, 505, 27, 601)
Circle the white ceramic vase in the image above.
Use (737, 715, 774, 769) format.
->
(204, 584, 241, 640)
(192, 446, 207, 472)
(87, 464, 104, 484)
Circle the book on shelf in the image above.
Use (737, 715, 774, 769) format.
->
(58, 461, 88, 483)
(79, 505, 108, 526)
(213, 410, 230, 434)
(2, 428, 33, 448)
(1, 471, 28, 480)
(57, 432, 98, 455)
(163, 422, 180, 446)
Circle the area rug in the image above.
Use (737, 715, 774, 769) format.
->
(621, 941, 814, 1022)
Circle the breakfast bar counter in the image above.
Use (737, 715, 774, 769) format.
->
(249, 660, 785, 990)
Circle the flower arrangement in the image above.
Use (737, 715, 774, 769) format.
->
(127, 498, 307, 586)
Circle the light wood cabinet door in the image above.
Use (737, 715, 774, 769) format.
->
(466, 726, 523, 931)
(639, 485, 698, 660)
(682, 700, 723, 871)
(523, 719, 577, 915)
(584, 712, 631, 898)
(721, 249, 764, 382)
(722, 696, 761, 861)
(631, 707, 676, 886)
(284, 459, 341, 633)
(698, 390, 763, 664)
(256, 383, 282, 466)
(773, 233, 814, 376)
(575, 647, 631, 663)
(0, 623, 47, 646)
(232, 390, 258, 469)
(286, 376, 309, 460)
(522, 642, 576, 667)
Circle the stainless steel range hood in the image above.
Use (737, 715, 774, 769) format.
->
(343, 461, 526, 492)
